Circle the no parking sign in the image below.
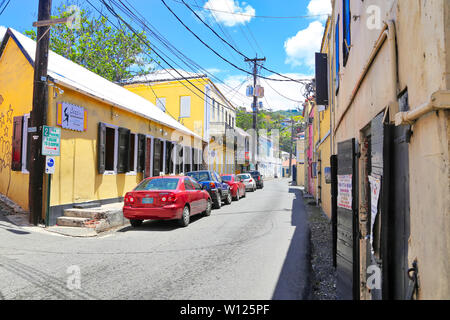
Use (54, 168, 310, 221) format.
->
(45, 156, 55, 174)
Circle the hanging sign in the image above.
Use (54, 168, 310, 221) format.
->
(57, 102, 88, 132)
(337, 174, 352, 210)
(42, 126, 61, 156)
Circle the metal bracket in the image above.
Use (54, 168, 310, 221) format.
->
(406, 260, 419, 299)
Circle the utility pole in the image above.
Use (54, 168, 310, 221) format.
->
(289, 117, 295, 178)
(245, 56, 265, 170)
(29, 0, 52, 225)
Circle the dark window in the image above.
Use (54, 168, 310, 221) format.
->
(175, 144, 183, 174)
(105, 127, 115, 172)
(165, 141, 174, 174)
(343, 0, 351, 65)
(137, 134, 146, 173)
(129, 134, 136, 171)
(117, 127, 130, 174)
(135, 178, 179, 191)
(184, 146, 191, 173)
(11, 116, 23, 171)
(153, 138, 163, 176)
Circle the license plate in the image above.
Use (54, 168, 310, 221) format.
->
(142, 197, 153, 204)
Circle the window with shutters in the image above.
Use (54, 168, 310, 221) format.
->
(184, 146, 191, 173)
(127, 133, 138, 174)
(180, 96, 191, 118)
(165, 141, 174, 174)
(11, 116, 23, 171)
(98, 123, 118, 174)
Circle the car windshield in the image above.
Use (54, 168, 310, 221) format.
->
(186, 172, 210, 182)
(221, 176, 233, 181)
(134, 178, 179, 191)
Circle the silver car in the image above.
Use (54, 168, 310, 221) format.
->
(236, 173, 257, 192)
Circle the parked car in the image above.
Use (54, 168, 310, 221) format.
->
(221, 174, 246, 201)
(236, 173, 257, 192)
(247, 170, 264, 189)
(123, 176, 212, 228)
(186, 170, 232, 209)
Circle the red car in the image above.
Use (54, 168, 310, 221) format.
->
(123, 176, 212, 228)
(221, 174, 246, 201)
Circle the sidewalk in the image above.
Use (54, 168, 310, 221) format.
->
(301, 190, 337, 300)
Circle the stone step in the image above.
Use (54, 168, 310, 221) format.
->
(56, 216, 92, 227)
(63, 208, 106, 219)
(73, 202, 101, 209)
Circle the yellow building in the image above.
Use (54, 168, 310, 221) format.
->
(122, 70, 237, 175)
(313, 17, 333, 218)
(0, 29, 204, 225)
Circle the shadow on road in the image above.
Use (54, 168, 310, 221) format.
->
(272, 188, 311, 300)
(118, 213, 205, 233)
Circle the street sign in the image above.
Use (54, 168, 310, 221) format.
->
(42, 126, 61, 156)
(45, 156, 55, 174)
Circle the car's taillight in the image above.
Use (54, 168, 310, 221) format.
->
(210, 182, 215, 188)
(258, 176, 260, 181)
(124, 194, 135, 205)
(161, 193, 177, 203)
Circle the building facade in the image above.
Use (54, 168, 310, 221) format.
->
(0, 29, 204, 225)
(122, 70, 237, 175)
(324, 0, 450, 300)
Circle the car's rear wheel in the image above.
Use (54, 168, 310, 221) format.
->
(242, 188, 246, 198)
(204, 199, 212, 216)
(213, 192, 221, 209)
(130, 219, 143, 228)
(178, 205, 190, 227)
(233, 190, 240, 201)
(225, 191, 232, 204)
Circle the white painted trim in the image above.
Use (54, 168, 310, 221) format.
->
(126, 133, 139, 175)
(146, 134, 154, 177)
(102, 122, 119, 175)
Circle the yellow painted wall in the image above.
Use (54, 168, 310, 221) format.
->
(47, 84, 196, 208)
(124, 79, 208, 138)
(0, 37, 34, 211)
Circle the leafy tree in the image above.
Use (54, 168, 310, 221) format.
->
(25, 2, 153, 82)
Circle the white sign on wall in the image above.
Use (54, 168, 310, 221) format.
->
(57, 102, 86, 132)
(337, 174, 352, 210)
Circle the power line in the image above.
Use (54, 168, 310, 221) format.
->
(90, 0, 239, 117)
(178, 0, 311, 84)
(172, 0, 330, 20)
(161, 0, 308, 83)
(116, 0, 250, 105)
(0, 0, 11, 16)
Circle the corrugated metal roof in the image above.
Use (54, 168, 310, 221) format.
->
(121, 69, 207, 84)
(6, 28, 204, 141)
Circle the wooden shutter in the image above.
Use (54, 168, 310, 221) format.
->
(153, 138, 161, 177)
(144, 137, 152, 178)
(117, 127, 130, 173)
(336, 138, 358, 300)
(137, 134, 145, 172)
(11, 116, 23, 171)
(315, 53, 329, 106)
(98, 122, 106, 174)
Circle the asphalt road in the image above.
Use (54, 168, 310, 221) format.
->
(0, 178, 310, 300)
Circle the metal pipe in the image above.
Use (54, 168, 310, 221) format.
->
(334, 21, 398, 135)
(395, 90, 450, 125)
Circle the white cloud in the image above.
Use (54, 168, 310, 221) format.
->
(0, 26, 6, 43)
(284, 21, 325, 69)
(202, 0, 255, 27)
(217, 73, 313, 111)
(307, 0, 332, 16)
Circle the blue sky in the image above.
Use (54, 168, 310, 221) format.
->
(0, 0, 331, 110)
